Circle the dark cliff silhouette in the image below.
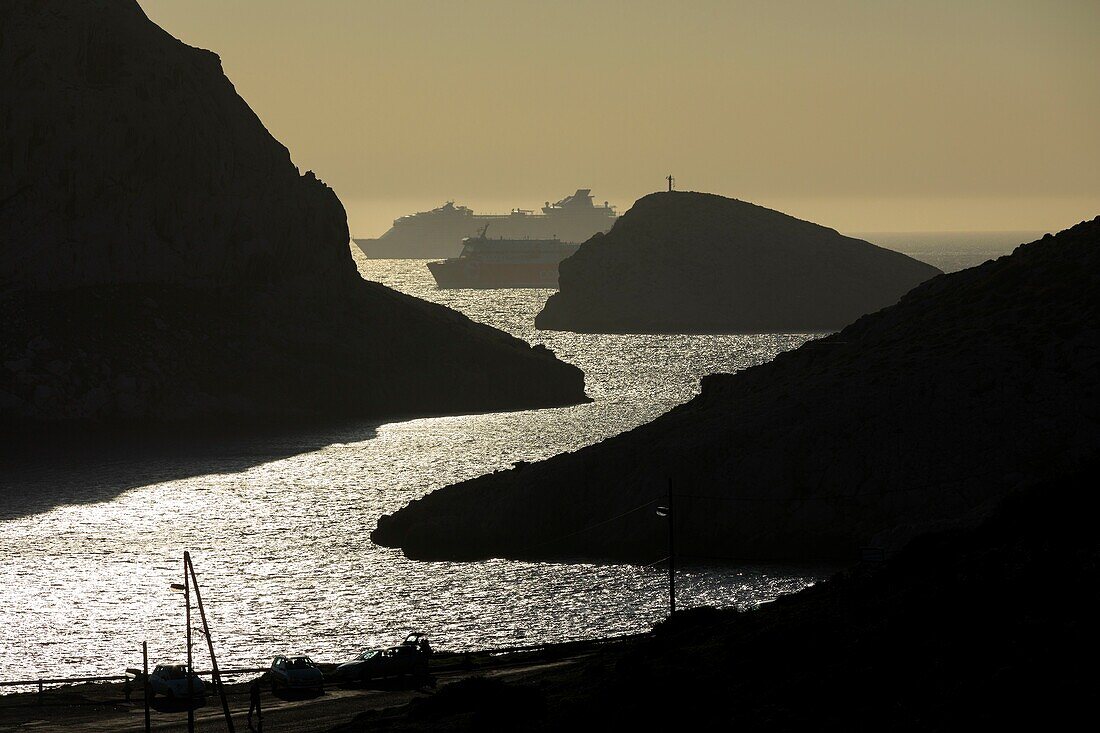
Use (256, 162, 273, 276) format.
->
(353, 460, 1099, 731)
(0, 0, 585, 427)
(536, 191, 942, 333)
(374, 217, 1100, 562)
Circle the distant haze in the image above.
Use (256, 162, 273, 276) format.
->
(141, 0, 1099, 236)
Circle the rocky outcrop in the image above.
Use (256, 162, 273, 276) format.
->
(0, 283, 585, 423)
(0, 0, 585, 426)
(536, 192, 942, 333)
(374, 218, 1100, 562)
(360, 464, 1100, 730)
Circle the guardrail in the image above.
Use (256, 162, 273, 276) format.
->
(1, 675, 130, 692)
(0, 632, 648, 704)
(0, 667, 270, 706)
(0, 674, 132, 706)
(0, 668, 268, 687)
(470, 632, 647, 658)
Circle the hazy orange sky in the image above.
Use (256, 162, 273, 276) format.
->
(141, 0, 1098, 236)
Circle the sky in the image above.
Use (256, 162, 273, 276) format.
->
(140, 0, 1099, 236)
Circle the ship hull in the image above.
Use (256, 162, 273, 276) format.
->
(355, 238, 464, 259)
(427, 260, 562, 289)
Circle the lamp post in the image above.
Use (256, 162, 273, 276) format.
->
(187, 553, 236, 733)
(169, 559, 194, 733)
(142, 641, 151, 733)
(172, 553, 236, 733)
(655, 480, 676, 617)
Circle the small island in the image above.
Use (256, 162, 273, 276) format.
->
(536, 191, 943, 333)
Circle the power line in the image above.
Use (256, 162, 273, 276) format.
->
(644, 555, 671, 569)
(518, 498, 660, 554)
(509, 472, 984, 557)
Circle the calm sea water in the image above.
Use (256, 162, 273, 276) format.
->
(855, 230, 1041, 273)
(0, 235, 1021, 683)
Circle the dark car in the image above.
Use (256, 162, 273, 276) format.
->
(269, 655, 324, 693)
(332, 648, 381, 682)
(402, 632, 432, 655)
(148, 664, 206, 700)
(334, 635, 430, 682)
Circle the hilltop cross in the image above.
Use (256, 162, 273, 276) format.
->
(667, 174, 675, 192)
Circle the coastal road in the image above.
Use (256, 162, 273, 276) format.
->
(1, 655, 591, 732)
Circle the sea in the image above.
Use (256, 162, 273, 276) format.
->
(0, 231, 1038, 684)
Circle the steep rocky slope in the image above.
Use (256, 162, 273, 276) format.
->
(356, 461, 1099, 730)
(536, 191, 942, 333)
(0, 0, 585, 425)
(374, 217, 1100, 562)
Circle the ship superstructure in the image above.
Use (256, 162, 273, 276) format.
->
(355, 189, 616, 259)
(427, 225, 579, 289)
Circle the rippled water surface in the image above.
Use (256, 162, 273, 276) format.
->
(0, 240, 1004, 683)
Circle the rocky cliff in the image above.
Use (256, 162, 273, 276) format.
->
(0, 0, 585, 425)
(374, 217, 1100, 562)
(358, 464, 1099, 730)
(536, 191, 942, 333)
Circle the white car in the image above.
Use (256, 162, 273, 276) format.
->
(148, 664, 206, 700)
(269, 656, 325, 693)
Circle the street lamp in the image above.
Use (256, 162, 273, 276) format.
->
(170, 553, 235, 733)
(169, 570, 194, 733)
(656, 481, 675, 617)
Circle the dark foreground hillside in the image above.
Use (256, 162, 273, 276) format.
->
(352, 460, 1099, 731)
(375, 217, 1100, 562)
(0, 0, 585, 427)
(536, 191, 942, 333)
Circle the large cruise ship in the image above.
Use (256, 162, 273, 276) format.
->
(427, 225, 580, 289)
(355, 189, 617, 259)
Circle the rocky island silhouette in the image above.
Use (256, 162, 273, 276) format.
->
(536, 191, 943, 333)
(0, 0, 586, 428)
(375, 217, 1100, 562)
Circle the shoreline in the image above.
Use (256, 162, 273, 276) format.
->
(0, 635, 637, 730)
(0, 558, 832, 686)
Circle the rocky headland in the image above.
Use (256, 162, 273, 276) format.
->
(0, 0, 585, 427)
(535, 191, 942, 333)
(358, 460, 1100, 730)
(374, 217, 1100, 562)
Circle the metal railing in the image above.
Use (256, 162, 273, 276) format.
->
(1, 674, 131, 693)
(0, 632, 647, 702)
(0, 667, 272, 706)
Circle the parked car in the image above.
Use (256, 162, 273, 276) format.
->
(148, 664, 206, 700)
(333, 636, 430, 682)
(269, 655, 324, 693)
(402, 632, 432, 655)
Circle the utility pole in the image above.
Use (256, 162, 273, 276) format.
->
(667, 481, 676, 616)
(656, 478, 676, 617)
(184, 555, 194, 733)
(187, 552, 236, 732)
(143, 641, 150, 733)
